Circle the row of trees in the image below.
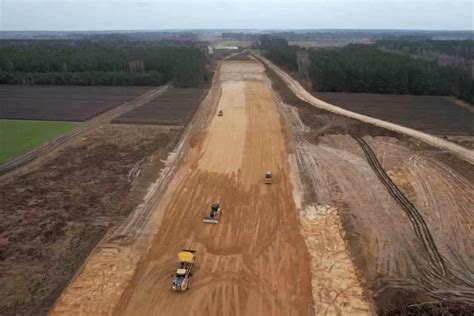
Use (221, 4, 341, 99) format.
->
(0, 71, 165, 86)
(260, 35, 299, 71)
(0, 41, 208, 87)
(375, 39, 474, 60)
(261, 38, 473, 103)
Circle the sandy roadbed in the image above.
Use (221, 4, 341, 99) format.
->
(51, 58, 383, 315)
(52, 61, 324, 315)
(114, 61, 314, 315)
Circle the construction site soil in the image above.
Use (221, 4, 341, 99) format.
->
(51, 60, 320, 315)
(7, 56, 472, 315)
(265, 61, 474, 314)
(0, 124, 180, 315)
(112, 88, 206, 125)
(314, 92, 473, 136)
(0, 85, 152, 121)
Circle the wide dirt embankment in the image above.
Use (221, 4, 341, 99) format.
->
(114, 60, 314, 315)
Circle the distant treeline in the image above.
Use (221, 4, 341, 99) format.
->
(0, 41, 208, 87)
(236, 30, 473, 43)
(375, 39, 474, 60)
(261, 37, 473, 103)
(260, 36, 300, 71)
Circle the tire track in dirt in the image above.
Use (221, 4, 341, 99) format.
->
(353, 136, 474, 304)
(274, 94, 375, 314)
(353, 136, 447, 275)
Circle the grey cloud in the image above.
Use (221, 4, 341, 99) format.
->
(0, 0, 472, 31)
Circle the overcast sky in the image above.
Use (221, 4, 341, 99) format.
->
(0, 0, 472, 31)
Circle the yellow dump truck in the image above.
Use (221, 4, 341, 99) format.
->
(172, 250, 196, 291)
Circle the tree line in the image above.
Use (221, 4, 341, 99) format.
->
(261, 37, 473, 104)
(260, 36, 299, 71)
(0, 41, 209, 87)
(375, 39, 473, 61)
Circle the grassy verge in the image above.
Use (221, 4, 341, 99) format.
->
(0, 119, 79, 164)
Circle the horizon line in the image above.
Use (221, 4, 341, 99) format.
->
(1, 28, 473, 33)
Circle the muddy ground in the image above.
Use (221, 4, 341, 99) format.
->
(0, 124, 180, 315)
(264, 61, 474, 314)
(0, 85, 152, 121)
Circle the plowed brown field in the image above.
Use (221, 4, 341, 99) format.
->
(114, 61, 313, 315)
(0, 85, 152, 121)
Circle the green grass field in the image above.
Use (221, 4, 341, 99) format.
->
(0, 120, 79, 164)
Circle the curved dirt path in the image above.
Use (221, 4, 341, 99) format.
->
(256, 55, 474, 165)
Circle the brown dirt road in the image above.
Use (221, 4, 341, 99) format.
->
(113, 61, 314, 315)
